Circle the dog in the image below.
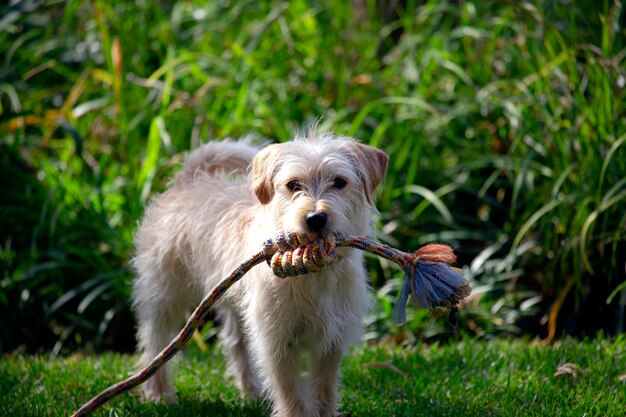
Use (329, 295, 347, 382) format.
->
(131, 131, 388, 417)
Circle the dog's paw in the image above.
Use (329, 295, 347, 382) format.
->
(138, 385, 177, 404)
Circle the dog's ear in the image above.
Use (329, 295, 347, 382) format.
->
(352, 143, 389, 205)
(249, 144, 282, 204)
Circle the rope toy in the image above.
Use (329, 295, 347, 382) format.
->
(71, 232, 470, 416)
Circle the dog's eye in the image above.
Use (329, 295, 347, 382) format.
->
(286, 180, 302, 192)
(332, 178, 348, 189)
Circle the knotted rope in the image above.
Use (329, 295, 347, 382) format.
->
(71, 232, 470, 417)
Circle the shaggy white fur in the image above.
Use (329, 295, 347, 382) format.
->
(131, 132, 388, 417)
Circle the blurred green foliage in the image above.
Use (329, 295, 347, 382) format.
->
(0, 0, 625, 353)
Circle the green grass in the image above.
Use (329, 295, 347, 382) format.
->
(2, 338, 625, 417)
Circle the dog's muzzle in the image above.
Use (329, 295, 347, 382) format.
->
(263, 231, 336, 278)
(305, 211, 327, 232)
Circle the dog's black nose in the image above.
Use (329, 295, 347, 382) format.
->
(305, 211, 327, 232)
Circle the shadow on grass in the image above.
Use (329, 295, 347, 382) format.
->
(130, 395, 485, 417)
(136, 398, 269, 417)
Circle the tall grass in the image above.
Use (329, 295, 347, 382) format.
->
(1, 0, 624, 352)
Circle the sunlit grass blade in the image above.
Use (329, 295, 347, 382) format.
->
(77, 281, 114, 314)
(580, 189, 626, 273)
(510, 197, 573, 253)
(598, 134, 626, 194)
(45, 275, 109, 319)
(405, 184, 454, 224)
(136, 116, 163, 206)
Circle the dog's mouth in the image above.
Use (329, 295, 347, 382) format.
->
(263, 230, 344, 278)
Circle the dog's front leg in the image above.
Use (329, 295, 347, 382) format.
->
(311, 347, 343, 417)
(257, 339, 314, 417)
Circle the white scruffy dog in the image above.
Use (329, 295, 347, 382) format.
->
(131, 132, 388, 417)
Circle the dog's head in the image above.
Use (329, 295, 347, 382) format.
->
(249, 134, 388, 236)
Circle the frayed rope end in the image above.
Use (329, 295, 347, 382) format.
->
(391, 243, 471, 325)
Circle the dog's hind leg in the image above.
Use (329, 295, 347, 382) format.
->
(133, 274, 188, 403)
(218, 306, 262, 398)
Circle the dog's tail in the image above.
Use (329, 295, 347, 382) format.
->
(175, 138, 260, 186)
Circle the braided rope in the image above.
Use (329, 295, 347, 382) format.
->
(71, 232, 470, 416)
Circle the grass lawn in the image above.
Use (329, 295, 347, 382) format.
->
(1, 338, 624, 417)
